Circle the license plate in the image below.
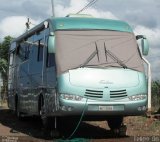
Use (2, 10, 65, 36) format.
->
(99, 106, 113, 111)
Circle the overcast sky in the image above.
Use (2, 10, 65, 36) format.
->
(0, 0, 159, 80)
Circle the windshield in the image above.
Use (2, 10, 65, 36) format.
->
(55, 30, 144, 75)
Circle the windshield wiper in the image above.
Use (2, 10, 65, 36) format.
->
(80, 42, 99, 68)
(104, 42, 127, 69)
(95, 42, 100, 62)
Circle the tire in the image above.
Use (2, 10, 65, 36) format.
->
(40, 96, 60, 138)
(42, 116, 60, 138)
(42, 116, 55, 130)
(107, 116, 123, 130)
(59, 117, 80, 138)
(39, 96, 50, 129)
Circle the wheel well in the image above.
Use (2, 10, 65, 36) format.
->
(107, 116, 123, 129)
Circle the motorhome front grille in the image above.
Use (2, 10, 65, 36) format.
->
(85, 89, 103, 98)
(110, 90, 127, 98)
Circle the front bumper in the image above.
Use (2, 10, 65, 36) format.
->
(54, 98, 147, 116)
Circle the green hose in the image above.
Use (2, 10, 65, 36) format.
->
(67, 98, 88, 140)
(55, 98, 89, 142)
(56, 138, 89, 142)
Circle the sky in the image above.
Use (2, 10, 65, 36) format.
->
(0, 0, 159, 80)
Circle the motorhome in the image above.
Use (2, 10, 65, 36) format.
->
(8, 14, 150, 136)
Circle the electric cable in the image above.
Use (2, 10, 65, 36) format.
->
(76, 0, 98, 14)
(76, 0, 97, 14)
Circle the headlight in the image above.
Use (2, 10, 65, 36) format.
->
(128, 94, 147, 101)
(60, 94, 83, 101)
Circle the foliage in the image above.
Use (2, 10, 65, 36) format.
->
(0, 36, 13, 62)
(0, 36, 13, 98)
(151, 80, 160, 112)
(152, 80, 160, 96)
(0, 36, 13, 73)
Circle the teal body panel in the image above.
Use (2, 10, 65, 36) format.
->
(58, 68, 147, 96)
(58, 98, 147, 116)
(56, 68, 148, 116)
(51, 17, 133, 33)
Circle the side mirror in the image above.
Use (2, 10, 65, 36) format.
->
(48, 35, 55, 53)
(141, 37, 149, 56)
(136, 35, 149, 56)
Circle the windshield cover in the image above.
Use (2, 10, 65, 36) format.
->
(55, 30, 144, 75)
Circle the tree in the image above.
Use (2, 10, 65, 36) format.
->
(0, 36, 13, 100)
(0, 36, 13, 61)
(151, 80, 160, 112)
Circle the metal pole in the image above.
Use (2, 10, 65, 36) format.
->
(51, 0, 55, 17)
(143, 57, 152, 112)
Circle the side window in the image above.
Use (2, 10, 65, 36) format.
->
(46, 35, 56, 67)
(17, 42, 30, 61)
(16, 36, 33, 61)
(37, 39, 44, 61)
(35, 28, 51, 63)
(24, 43, 30, 60)
(46, 48, 55, 67)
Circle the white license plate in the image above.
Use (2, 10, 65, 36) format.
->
(99, 106, 113, 111)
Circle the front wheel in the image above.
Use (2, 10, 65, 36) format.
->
(41, 116, 55, 130)
(41, 116, 60, 138)
(107, 116, 127, 137)
(107, 116, 123, 130)
(40, 98, 60, 138)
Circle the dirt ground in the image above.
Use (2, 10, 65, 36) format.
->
(0, 105, 160, 142)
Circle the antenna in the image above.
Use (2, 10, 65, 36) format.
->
(25, 17, 31, 31)
(76, 0, 98, 14)
(51, 0, 55, 17)
(25, 17, 36, 31)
